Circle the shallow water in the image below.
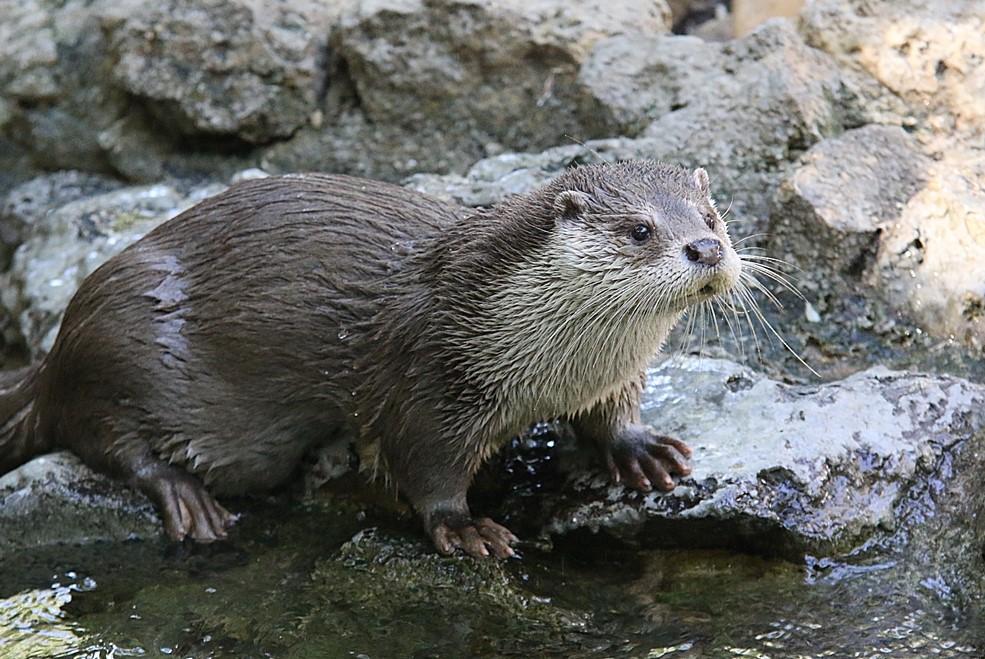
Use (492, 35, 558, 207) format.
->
(1, 494, 981, 659)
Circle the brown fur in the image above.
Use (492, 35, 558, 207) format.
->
(0, 161, 739, 555)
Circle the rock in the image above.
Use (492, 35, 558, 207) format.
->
(732, 0, 805, 37)
(0, 170, 122, 272)
(313, 527, 584, 635)
(769, 125, 985, 350)
(0, 175, 226, 355)
(0, 452, 159, 556)
(769, 125, 930, 280)
(0, 0, 59, 103)
(873, 149, 985, 350)
(333, 0, 672, 152)
(413, 20, 900, 233)
(526, 357, 985, 557)
(104, 0, 342, 143)
(577, 34, 725, 135)
(801, 0, 985, 136)
(640, 20, 895, 229)
(668, 0, 732, 40)
(259, 109, 479, 182)
(0, 171, 124, 358)
(0, 0, 127, 174)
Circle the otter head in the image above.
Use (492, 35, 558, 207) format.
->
(549, 160, 741, 316)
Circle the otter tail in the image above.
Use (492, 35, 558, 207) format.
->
(0, 364, 45, 474)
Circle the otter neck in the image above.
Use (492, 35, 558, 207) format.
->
(431, 201, 682, 437)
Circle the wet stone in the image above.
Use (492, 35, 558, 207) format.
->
(0, 452, 159, 557)
(522, 357, 985, 558)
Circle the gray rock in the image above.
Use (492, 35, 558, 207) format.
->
(0, 452, 159, 556)
(0, 170, 122, 271)
(769, 125, 930, 281)
(0, 171, 124, 358)
(873, 148, 985, 350)
(769, 125, 985, 350)
(104, 0, 342, 143)
(259, 109, 481, 182)
(0, 176, 226, 355)
(411, 20, 895, 235)
(639, 19, 894, 229)
(0, 0, 60, 103)
(801, 0, 985, 136)
(535, 357, 985, 557)
(333, 0, 672, 152)
(0, 0, 128, 174)
(577, 34, 725, 136)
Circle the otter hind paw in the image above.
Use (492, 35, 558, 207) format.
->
(431, 515, 518, 559)
(147, 469, 238, 543)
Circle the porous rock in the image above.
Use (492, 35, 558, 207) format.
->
(333, 0, 672, 151)
(0, 452, 159, 556)
(768, 125, 930, 280)
(0, 175, 226, 356)
(534, 357, 985, 557)
(103, 0, 346, 143)
(577, 33, 725, 135)
(873, 149, 985, 350)
(410, 21, 897, 233)
(801, 0, 985, 135)
(769, 125, 985, 349)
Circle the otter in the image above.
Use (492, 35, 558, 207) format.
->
(0, 161, 740, 558)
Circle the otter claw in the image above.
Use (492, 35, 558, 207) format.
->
(431, 516, 518, 559)
(604, 427, 692, 493)
(148, 470, 237, 543)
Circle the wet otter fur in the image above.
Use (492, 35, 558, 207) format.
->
(0, 161, 741, 557)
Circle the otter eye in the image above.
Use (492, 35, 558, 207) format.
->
(631, 224, 651, 243)
(705, 212, 717, 229)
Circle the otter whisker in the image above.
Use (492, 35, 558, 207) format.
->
(739, 255, 802, 285)
(740, 271, 785, 310)
(719, 196, 735, 222)
(671, 292, 698, 362)
(736, 283, 819, 377)
(714, 294, 744, 359)
(740, 261, 804, 301)
(732, 233, 769, 246)
(733, 284, 765, 357)
(697, 298, 709, 357)
(736, 249, 799, 268)
(738, 254, 799, 273)
(707, 298, 722, 345)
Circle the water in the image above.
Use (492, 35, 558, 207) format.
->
(1, 494, 981, 658)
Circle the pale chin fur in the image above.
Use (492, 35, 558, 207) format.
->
(640, 245, 742, 316)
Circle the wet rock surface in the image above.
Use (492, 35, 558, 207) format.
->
(500, 358, 985, 559)
(0, 452, 158, 556)
(105, 0, 340, 144)
(0, 175, 228, 355)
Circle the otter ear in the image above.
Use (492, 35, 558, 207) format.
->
(553, 190, 592, 221)
(693, 167, 711, 197)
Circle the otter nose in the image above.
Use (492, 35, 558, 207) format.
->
(684, 238, 722, 266)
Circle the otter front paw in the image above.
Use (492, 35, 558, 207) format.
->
(602, 427, 692, 493)
(428, 512, 518, 559)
